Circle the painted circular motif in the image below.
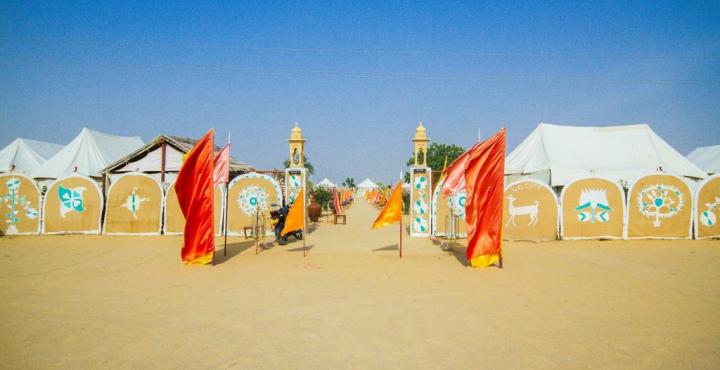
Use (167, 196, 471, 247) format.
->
(449, 191, 466, 218)
(637, 184, 684, 227)
(238, 185, 269, 216)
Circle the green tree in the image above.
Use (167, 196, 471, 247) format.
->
(283, 154, 315, 175)
(342, 177, 356, 188)
(404, 143, 465, 181)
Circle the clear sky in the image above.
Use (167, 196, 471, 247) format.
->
(1, 1, 719, 183)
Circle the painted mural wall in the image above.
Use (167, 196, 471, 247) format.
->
(626, 173, 693, 239)
(226, 172, 282, 237)
(431, 177, 466, 238)
(695, 174, 720, 239)
(0, 173, 41, 235)
(503, 179, 558, 241)
(103, 173, 163, 235)
(561, 177, 625, 239)
(163, 182, 224, 235)
(42, 175, 103, 234)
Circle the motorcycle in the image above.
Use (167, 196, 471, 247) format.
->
(269, 203, 303, 245)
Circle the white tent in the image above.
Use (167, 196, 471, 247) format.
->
(687, 145, 720, 175)
(505, 123, 708, 187)
(356, 178, 379, 195)
(31, 128, 144, 179)
(316, 178, 336, 188)
(0, 138, 63, 174)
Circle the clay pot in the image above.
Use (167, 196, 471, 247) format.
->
(308, 202, 322, 222)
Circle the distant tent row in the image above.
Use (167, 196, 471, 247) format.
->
(687, 145, 720, 175)
(0, 171, 282, 237)
(0, 138, 63, 175)
(356, 178, 379, 195)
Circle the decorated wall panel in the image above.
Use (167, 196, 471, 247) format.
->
(626, 173, 693, 239)
(560, 177, 625, 239)
(103, 173, 163, 235)
(163, 182, 224, 235)
(0, 173, 41, 235)
(431, 177, 466, 238)
(42, 174, 102, 234)
(695, 174, 720, 239)
(503, 179, 558, 241)
(226, 172, 282, 237)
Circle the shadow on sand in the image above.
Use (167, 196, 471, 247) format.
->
(214, 240, 257, 265)
(373, 244, 399, 252)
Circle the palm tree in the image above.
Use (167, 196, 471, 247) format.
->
(342, 177, 356, 188)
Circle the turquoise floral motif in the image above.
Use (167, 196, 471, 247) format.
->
(700, 196, 720, 227)
(58, 184, 86, 218)
(2, 177, 38, 234)
(413, 174, 429, 233)
(121, 187, 147, 219)
(637, 184, 683, 227)
(238, 185, 270, 216)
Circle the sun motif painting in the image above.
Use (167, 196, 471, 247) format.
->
(0, 173, 41, 235)
(227, 173, 282, 236)
(104, 173, 163, 235)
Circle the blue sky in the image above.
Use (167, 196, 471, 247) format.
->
(1, 1, 719, 183)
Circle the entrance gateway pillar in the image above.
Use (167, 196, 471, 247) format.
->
(285, 123, 307, 206)
(410, 122, 432, 237)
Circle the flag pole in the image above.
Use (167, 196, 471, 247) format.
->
(303, 186, 307, 257)
(223, 131, 231, 257)
(399, 208, 403, 259)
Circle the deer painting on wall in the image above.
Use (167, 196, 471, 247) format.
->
(505, 194, 539, 227)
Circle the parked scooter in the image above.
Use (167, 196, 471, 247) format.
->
(269, 203, 303, 245)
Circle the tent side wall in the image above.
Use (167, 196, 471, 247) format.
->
(42, 174, 103, 234)
(694, 174, 720, 239)
(226, 172, 282, 237)
(0, 173, 42, 235)
(502, 179, 558, 241)
(163, 182, 224, 235)
(626, 173, 693, 239)
(103, 173, 164, 235)
(560, 177, 625, 240)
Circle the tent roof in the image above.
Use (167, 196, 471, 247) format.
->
(0, 138, 63, 174)
(357, 178, 379, 188)
(102, 134, 253, 174)
(31, 128, 144, 179)
(505, 123, 707, 187)
(687, 145, 720, 174)
(316, 178, 336, 188)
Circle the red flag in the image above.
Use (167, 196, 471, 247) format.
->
(176, 129, 215, 265)
(464, 129, 506, 268)
(333, 188, 344, 215)
(213, 144, 230, 186)
(441, 140, 483, 198)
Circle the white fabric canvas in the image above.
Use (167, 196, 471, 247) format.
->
(0, 138, 63, 174)
(687, 145, 720, 175)
(31, 128, 144, 179)
(357, 178, 379, 189)
(316, 178, 336, 188)
(505, 123, 708, 187)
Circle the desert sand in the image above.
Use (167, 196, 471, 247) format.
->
(1, 200, 718, 369)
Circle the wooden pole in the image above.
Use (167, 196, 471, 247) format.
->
(399, 212, 403, 259)
(224, 183, 229, 257)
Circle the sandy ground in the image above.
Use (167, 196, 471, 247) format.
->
(1, 200, 719, 369)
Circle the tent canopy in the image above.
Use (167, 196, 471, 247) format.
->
(505, 123, 708, 187)
(0, 138, 63, 174)
(316, 178, 336, 188)
(357, 178, 379, 189)
(687, 145, 720, 175)
(31, 128, 144, 179)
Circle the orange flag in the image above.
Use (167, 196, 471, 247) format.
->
(441, 140, 481, 198)
(281, 189, 305, 236)
(464, 129, 506, 268)
(176, 129, 215, 265)
(372, 182, 403, 229)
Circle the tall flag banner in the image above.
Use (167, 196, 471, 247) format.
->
(281, 189, 305, 236)
(372, 182, 403, 229)
(176, 129, 215, 265)
(441, 140, 483, 198)
(333, 188, 344, 215)
(464, 129, 506, 268)
(213, 144, 230, 186)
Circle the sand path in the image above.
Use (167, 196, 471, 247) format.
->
(0, 200, 718, 369)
